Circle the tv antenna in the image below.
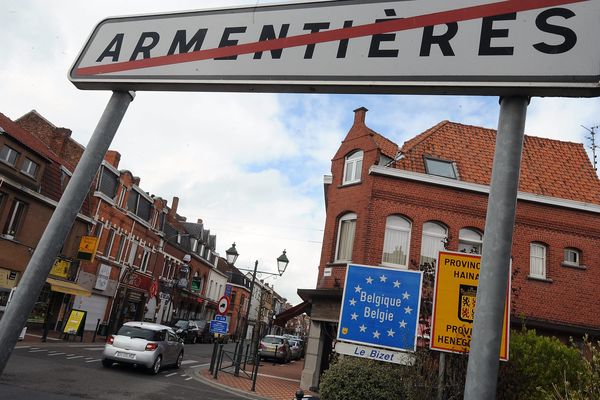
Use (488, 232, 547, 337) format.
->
(582, 125, 600, 171)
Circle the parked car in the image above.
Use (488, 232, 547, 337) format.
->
(172, 319, 202, 344)
(258, 335, 291, 363)
(102, 321, 184, 375)
(191, 319, 213, 343)
(289, 339, 303, 360)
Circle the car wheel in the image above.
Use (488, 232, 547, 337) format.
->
(101, 359, 112, 368)
(175, 352, 183, 369)
(149, 355, 162, 375)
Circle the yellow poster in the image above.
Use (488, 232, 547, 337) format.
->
(62, 309, 87, 335)
(430, 251, 510, 361)
(0, 268, 18, 289)
(77, 236, 99, 262)
(50, 259, 71, 279)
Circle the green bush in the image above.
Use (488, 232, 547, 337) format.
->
(497, 328, 585, 400)
(319, 355, 407, 400)
(539, 335, 600, 400)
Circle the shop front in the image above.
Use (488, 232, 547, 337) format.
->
(108, 271, 152, 333)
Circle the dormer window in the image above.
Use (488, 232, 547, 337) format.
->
(343, 150, 363, 185)
(424, 157, 458, 179)
(0, 145, 19, 167)
(20, 158, 39, 178)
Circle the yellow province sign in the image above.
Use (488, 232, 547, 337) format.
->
(430, 251, 510, 361)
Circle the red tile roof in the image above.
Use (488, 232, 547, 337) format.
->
(395, 121, 600, 204)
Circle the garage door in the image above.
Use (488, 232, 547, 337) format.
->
(73, 294, 109, 331)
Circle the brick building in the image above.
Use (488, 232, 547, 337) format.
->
(299, 107, 600, 391)
(0, 112, 93, 332)
(2, 110, 242, 339)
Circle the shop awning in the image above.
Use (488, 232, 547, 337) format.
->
(273, 301, 311, 327)
(46, 278, 91, 297)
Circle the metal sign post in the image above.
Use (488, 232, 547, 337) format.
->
(464, 96, 528, 399)
(0, 91, 134, 376)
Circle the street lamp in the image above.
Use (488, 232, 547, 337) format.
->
(225, 243, 239, 265)
(233, 247, 289, 376)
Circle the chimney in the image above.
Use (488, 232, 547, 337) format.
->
(171, 196, 179, 215)
(353, 107, 368, 126)
(104, 150, 121, 169)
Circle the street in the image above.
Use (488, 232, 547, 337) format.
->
(0, 341, 252, 400)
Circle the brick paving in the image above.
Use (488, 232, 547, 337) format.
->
(197, 359, 319, 400)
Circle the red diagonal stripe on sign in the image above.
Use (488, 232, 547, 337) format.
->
(75, 0, 586, 77)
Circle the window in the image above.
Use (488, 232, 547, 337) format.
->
(343, 150, 363, 185)
(420, 222, 448, 267)
(20, 158, 39, 178)
(127, 190, 139, 213)
(103, 228, 116, 257)
(382, 215, 411, 268)
(530, 243, 547, 278)
(459, 228, 483, 254)
(563, 248, 580, 267)
(115, 234, 126, 262)
(98, 166, 119, 199)
(3, 199, 27, 237)
(140, 248, 151, 272)
(0, 145, 19, 167)
(117, 185, 127, 207)
(424, 157, 457, 179)
(335, 213, 357, 261)
(127, 241, 139, 266)
(137, 197, 152, 221)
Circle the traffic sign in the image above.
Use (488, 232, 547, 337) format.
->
(209, 320, 229, 335)
(217, 296, 230, 315)
(215, 315, 227, 322)
(337, 264, 423, 353)
(69, 0, 600, 97)
(430, 251, 510, 360)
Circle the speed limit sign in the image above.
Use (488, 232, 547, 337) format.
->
(217, 296, 230, 315)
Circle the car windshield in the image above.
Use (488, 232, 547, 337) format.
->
(262, 336, 283, 344)
(117, 326, 164, 341)
(174, 320, 189, 328)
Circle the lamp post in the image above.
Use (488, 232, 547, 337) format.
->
(228, 244, 289, 376)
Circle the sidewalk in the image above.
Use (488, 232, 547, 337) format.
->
(196, 359, 319, 400)
(19, 327, 106, 344)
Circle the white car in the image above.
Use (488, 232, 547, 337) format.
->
(102, 321, 184, 375)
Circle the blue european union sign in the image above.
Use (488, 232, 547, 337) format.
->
(337, 264, 423, 352)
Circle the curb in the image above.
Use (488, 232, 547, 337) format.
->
(192, 367, 269, 400)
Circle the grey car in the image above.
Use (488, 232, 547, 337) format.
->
(102, 321, 184, 375)
(258, 335, 291, 363)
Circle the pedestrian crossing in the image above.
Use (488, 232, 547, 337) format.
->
(13, 345, 207, 382)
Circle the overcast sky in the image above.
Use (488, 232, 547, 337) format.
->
(2, 0, 600, 304)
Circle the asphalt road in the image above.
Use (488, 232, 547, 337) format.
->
(0, 341, 255, 400)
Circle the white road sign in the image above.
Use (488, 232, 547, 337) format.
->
(69, 0, 600, 96)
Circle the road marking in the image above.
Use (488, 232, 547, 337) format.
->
(28, 349, 48, 353)
(85, 357, 94, 360)
(48, 352, 66, 356)
(67, 355, 84, 360)
(85, 359, 101, 363)
(83, 347, 104, 351)
(188, 363, 209, 368)
(185, 377, 193, 381)
(15, 346, 31, 349)
(165, 372, 178, 377)
(66, 354, 76, 357)
(180, 360, 198, 365)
